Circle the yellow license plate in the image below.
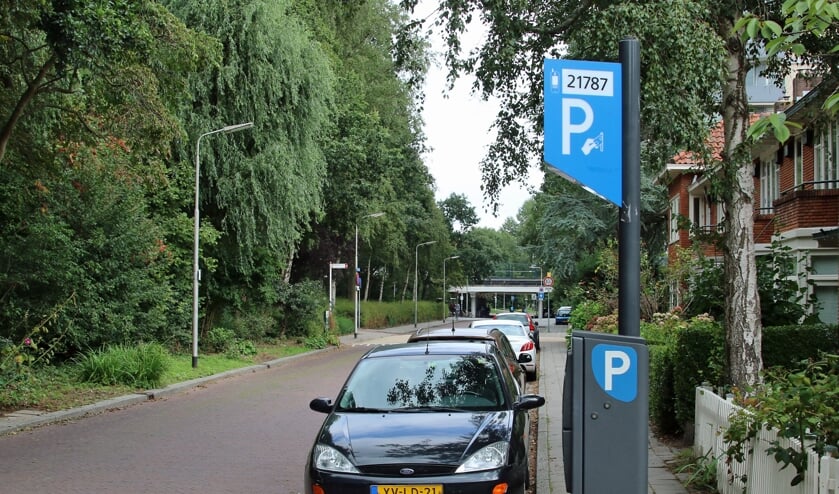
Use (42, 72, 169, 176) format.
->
(371, 485, 443, 494)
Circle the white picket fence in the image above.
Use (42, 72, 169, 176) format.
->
(694, 387, 839, 494)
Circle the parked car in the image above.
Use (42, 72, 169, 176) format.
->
(493, 312, 540, 350)
(408, 326, 530, 388)
(469, 319, 537, 381)
(305, 341, 545, 493)
(555, 306, 573, 325)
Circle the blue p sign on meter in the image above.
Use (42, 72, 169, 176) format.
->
(544, 58, 622, 206)
(592, 344, 638, 402)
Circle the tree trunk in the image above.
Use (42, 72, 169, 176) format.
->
(402, 269, 409, 302)
(364, 256, 372, 301)
(377, 266, 386, 302)
(719, 15, 763, 390)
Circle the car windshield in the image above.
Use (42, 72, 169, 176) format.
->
(497, 314, 527, 324)
(336, 354, 506, 412)
(478, 324, 527, 339)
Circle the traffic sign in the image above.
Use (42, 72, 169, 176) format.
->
(592, 343, 638, 402)
(543, 276, 553, 287)
(330, 263, 348, 269)
(543, 58, 622, 206)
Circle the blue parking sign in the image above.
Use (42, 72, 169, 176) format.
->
(544, 59, 622, 206)
(591, 343, 637, 402)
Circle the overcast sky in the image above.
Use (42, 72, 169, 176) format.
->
(417, 4, 543, 230)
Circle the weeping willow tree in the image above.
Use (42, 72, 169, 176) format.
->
(163, 0, 336, 324)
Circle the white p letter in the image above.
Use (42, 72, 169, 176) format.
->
(562, 98, 593, 155)
(604, 350, 630, 390)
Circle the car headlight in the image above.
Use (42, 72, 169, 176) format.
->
(455, 441, 509, 473)
(313, 444, 359, 473)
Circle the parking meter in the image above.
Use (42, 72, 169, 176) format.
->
(562, 330, 649, 493)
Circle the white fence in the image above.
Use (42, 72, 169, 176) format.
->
(694, 387, 839, 494)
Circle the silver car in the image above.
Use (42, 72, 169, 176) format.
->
(470, 319, 537, 380)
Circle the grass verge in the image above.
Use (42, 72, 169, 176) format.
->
(1, 340, 312, 415)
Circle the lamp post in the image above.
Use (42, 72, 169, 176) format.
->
(355, 212, 385, 338)
(193, 121, 254, 368)
(414, 240, 437, 327)
(443, 255, 459, 321)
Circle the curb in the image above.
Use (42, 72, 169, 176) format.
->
(0, 348, 327, 437)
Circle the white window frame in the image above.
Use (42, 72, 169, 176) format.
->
(759, 158, 779, 211)
(669, 196, 680, 244)
(815, 121, 839, 189)
(794, 135, 804, 188)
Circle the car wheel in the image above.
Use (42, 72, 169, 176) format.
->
(526, 370, 537, 381)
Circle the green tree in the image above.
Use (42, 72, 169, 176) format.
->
(439, 193, 479, 246)
(163, 0, 336, 334)
(401, 0, 774, 389)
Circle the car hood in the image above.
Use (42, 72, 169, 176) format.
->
(316, 410, 512, 466)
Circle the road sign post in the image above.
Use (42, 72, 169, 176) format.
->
(327, 263, 348, 329)
(549, 38, 646, 494)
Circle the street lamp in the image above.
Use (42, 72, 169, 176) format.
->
(414, 240, 437, 327)
(193, 121, 254, 368)
(355, 212, 385, 338)
(443, 255, 459, 321)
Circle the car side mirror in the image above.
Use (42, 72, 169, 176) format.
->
(518, 353, 533, 363)
(514, 394, 546, 410)
(309, 397, 333, 414)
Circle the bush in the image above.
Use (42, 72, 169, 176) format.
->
(725, 353, 839, 487)
(75, 343, 170, 388)
(671, 315, 724, 430)
(205, 327, 237, 353)
(762, 323, 839, 369)
(569, 300, 606, 330)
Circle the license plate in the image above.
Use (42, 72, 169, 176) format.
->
(371, 485, 443, 494)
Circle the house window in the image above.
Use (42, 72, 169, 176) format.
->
(690, 194, 713, 234)
(669, 196, 680, 244)
(815, 122, 839, 190)
(794, 135, 804, 188)
(759, 158, 779, 211)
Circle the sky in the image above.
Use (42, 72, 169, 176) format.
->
(417, 4, 543, 230)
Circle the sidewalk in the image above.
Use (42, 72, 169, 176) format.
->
(0, 318, 691, 493)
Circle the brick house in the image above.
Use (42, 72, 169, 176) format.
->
(658, 80, 839, 325)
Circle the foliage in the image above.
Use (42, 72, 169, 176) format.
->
(439, 193, 478, 248)
(724, 354, 839, 487)
(204, 327, 237, 354)
(274, 280, 328, 339)
(674, 448, 720, 492)
(736, 0, 839, 141)
(756, 240, 816, 327)
(568, 300, 607, 330)
(678, 240, 819, 329)
(75, 343, 171, 389)
(588, 313, 619, 333)
(642, 311, 723, 436)
(672, 315, 725, 429)
(762, 324, 839, 369)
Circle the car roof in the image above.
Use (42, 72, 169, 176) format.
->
(407, 326, 501, 343)
(364, 340, 497, 358)
(471, 319, 525, 328)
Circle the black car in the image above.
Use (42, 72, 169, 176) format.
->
(305, 341, 545, 494)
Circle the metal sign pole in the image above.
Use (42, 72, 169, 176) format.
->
(619, 38, 641, 339)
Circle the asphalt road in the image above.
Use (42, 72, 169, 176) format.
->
(0, 344, 372, 494)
